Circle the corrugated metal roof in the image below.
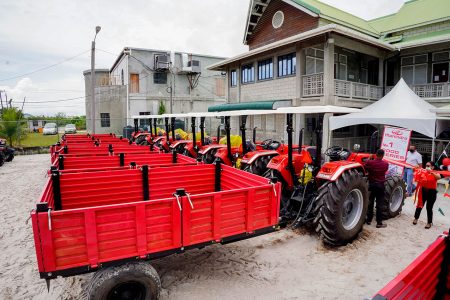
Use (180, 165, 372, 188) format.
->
(291, 0, 379, 36)
(368, 0, 450, 34)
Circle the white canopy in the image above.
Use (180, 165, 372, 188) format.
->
(329, 79, 440, 138)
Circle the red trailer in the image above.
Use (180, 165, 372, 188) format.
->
(31, 162, 281, 298)
(53, 152, 195, 171)
(374, 231, 449, 299)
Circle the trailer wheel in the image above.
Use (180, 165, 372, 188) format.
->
(87, 262, 161, 300)
(381, 175, 406, 219)
(313, 169, 368, 246)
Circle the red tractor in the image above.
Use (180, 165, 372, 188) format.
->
(261, 107, 406, 246)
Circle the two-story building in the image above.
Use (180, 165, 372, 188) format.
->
(84, 47, 227, 134)
(208, 0, 450, 155)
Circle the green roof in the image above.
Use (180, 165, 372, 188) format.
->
(369, 0, 450, 34)
(291, 0, 450, 37)
(208, 100, 286, 112)
(391, 28, 450, 47)
(292, 0, 379, 36)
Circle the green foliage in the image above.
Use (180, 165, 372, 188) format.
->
(0, 107, 26, 146)
(158, 101, 166, 115)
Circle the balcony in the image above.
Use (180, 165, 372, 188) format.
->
(302, 73, 383, 101)
(386, 82, 450, 99)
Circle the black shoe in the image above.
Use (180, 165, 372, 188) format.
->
(376, 223, 387, 228)
(366, 221, 372, 225)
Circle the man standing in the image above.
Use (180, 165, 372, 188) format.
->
(364, 149, 389, 228)
(404, 145, 422, 196)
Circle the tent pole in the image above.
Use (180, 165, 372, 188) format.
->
(431, 138, 436, 162)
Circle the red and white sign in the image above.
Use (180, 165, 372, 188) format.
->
(381, 126, 412, 176)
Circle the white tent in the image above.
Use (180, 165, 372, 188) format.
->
(329, 78, 441, 138)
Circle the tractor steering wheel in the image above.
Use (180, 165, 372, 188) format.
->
(260, 139, 273, 149)
(325, 146, 351, 161)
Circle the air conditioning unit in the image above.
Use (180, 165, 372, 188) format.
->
(183, 60, 201, 73)
(155, 54, 170, 70)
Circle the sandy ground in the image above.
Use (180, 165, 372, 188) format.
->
(0, 154, 449, 300)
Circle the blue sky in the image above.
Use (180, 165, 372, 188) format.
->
(0, 0, 405, 116)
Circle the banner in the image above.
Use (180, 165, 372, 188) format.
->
(380, 126, 412, 176)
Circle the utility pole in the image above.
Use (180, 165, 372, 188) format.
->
(91, 25, 101, 134)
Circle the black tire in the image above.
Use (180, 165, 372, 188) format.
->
(5, 152, 14, 162)
(0, 152, 5, 167)
(381, 175, 406, 219)
(87, 262, 161, 300)
(313, 169, 369, 246)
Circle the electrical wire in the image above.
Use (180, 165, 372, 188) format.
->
(0, 50, 90, 82)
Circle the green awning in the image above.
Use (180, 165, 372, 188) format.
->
(208, 100, 291, 112)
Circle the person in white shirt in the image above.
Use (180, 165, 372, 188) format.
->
(403, 145, 422, 196)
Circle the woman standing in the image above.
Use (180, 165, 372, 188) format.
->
(413, 162, 442, 229)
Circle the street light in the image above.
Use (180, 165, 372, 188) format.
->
(91, 25, 101, 133)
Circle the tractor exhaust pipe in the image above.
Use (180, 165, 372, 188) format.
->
(149, 118, 153, 136)
(134, 118, 138, 134)
(164, 117, 170, 142)
(225, 116, 233, 164)
(153, 119, 157, 137)
(240, 116, 248, 155)
(217, 124, 222, 142)
(191, 117, 197, 152)
(298, 128, 304, 154)
(370, 130, 379, 154)
(315, 127, 322, 171)
(171, 117, 176, 141)
(200, 117, 206, 146)
(253, 127, 257, 143)
(287, 114, 296, 186)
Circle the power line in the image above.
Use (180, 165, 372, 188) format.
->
(0, 50, 90, 82)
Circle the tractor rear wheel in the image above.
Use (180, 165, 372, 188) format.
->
(381, 175, 406, 219)
(313, 169, 368, 246)
(5, 152, 14, 162)
(87, 262, 161, 300)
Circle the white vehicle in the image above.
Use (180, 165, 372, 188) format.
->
(64, 124, 77, 134)
(43, 123, 58, 135)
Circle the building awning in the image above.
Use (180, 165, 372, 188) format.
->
(208, 100, 291, 112)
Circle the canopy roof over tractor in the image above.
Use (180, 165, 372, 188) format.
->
(329, 79, 443, 138)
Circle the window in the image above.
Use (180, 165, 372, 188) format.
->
(278, 53, 296, 77)
(241, 64, 255, 84)
(130, 74, 139, 93)
(32, 120, 38, 127)
(230, 70, 237, 87)
(258, 58, 273, 80)
(306, 48, 324, 75)
(433, 51, 450, 62)
(154, 72, 167, 84)
(139, 112, 151, 127)
(100, 113, 110, 128)
(266, 115, 275, 131)
(401, 55, 428, 85)
(334, 53, 347, 80)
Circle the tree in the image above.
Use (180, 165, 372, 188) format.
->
(158, 101, 166, 115)
(0, 107, 25, 146)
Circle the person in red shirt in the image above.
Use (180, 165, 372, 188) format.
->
(364, 149, 389, 228)
(413, 162, 442, 229)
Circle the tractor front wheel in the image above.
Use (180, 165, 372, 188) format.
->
(87, 262, 161, 300)
(382, 175, 406, 219)
(313, 169, 368, 246)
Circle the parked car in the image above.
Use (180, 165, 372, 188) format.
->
(64, 124, 77, 134)
(43, 123, 58, 135)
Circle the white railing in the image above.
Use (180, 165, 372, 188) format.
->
(302, 73, 324, 97)
(386, 83, 450, 98)
(334, 80, 383, 100)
